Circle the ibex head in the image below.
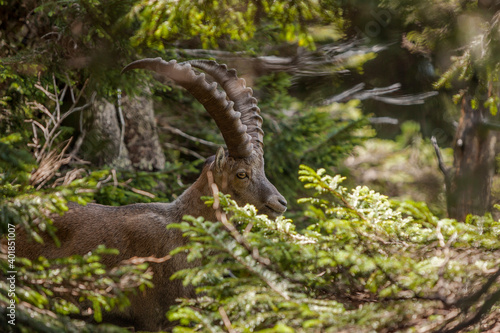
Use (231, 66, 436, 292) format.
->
(122, 58, 287, 218)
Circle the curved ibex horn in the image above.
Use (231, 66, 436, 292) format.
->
(122, 58, 253, 158)
(186, 60, 264, 155)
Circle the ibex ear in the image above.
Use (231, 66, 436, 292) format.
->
(214, 147, 227, 173)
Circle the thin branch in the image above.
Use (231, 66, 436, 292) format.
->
(454, 267, 500, 311)
(65, 73, 76, 103)
(322, 82, 437, 106)
(480, 121, 500, 132)
(438, 286, 500, 333)
(176, 48, 248, 57)
(163, 142, 205, 160)
(431, 136, 450, 179)
(116, 89, 126, 159)
(321, 83, 366, 105)
(128, 187, 156, 199)
(35, 81, 91, 158)
(59, 91, 96, 122)
(34, 83, 57, 102)
(371, 91, 438, 105)
(52, 74, 60, 124)
(369, 117, 399, 125)
(161, 124, 224, 148)
(29, 101, 56, 125)
(28, 75, 95, 188)
(58, 83, 68, 102)
(121, 255, 171, 265)
(218, 307, 236, 333)
(351, 83, 402, 100)
(69, 129, 86, 159)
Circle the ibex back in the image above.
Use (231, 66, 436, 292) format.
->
(15, 58, 287, 331)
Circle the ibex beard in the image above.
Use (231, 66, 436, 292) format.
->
(12, 58, 287, 331)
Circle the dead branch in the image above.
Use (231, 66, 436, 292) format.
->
(369, 117, 399, 125)
(28, 76, 94, 188)
(481, 121, 500, 132)
(161, 124, 224, 148)
(163, 142, 205, 160)
(431, 136, 450, 179)
(219, 306, 236, 333)
(438, 287, 500, 333)
(120, 255, 171, 265)
(322, 82, 438, 106)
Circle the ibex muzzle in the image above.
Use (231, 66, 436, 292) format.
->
(14, 58, 286, 331)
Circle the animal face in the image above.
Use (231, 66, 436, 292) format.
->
(212, 148, 287, 219)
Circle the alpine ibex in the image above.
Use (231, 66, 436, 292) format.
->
(15, 58, 287, 330)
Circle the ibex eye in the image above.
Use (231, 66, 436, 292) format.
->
(236, 172, 247, 179)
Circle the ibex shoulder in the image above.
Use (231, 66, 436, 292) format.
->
(17, 202, 181, 263)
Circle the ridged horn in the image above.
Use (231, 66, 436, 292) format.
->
(122, 58, 253, 158)
(186, 60, 264, 155)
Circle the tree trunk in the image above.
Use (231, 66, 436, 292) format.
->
(445, 95, 496, 221)
(89, 91, 165, 171)
(122, 91, 165, 171)
(90, 98, 133, 170)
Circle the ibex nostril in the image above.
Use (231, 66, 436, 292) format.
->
(279, 198, 287, 207)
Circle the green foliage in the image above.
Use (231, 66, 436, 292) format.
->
(0, 127, 158, 331)
(156, 70, 373, 214)
(248, 72, 373, 213)
(382, 0, 500, 112)
(339, 121, 452, 216)
(92, 163, 191, 206)
(0, 60, 177, 332)
(264, 100, 373, 211)
(434, 13, 500, 114)
(168, 166, 500, 332)
(0, 245, 151, 331)
(127, 0, 344, 50)
(5, 1, 492, 331)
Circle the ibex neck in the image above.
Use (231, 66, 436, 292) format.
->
(171, 170, 217, 222)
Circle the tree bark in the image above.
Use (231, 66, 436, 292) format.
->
(122, 91, 166, 171)
(445, 95, 496, 221)
(89, 91, 165, 171)
(90, 98, 133, 170)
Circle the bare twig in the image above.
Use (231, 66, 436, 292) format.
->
(431, 136, 450, 179)
(322, 82, 437, 106)
(321, 83, 366, 105)
(52, 74, 60, 123)
(65, 73, 76, 103)
(163, 142, 205, 160)
(53, 168, 87, 187)
(129, 187, 156, 199)
(121, 255, 171, 265)
(161, 124, 224, 148)
(369, 117, 399, 125)
(219, 306, 235, 333)
(31, 139, 73, 189)
(28, 76, 95, 188)
(69, 129, 86, 159)
(59, 91, 96, 123)
(371, 91, 438, 105)
(455, 267, 500, 311)
(116, 89, 126, 159)
(438, 286, 500, 333)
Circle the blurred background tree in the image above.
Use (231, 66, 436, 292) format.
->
(377, 0, 500, 227)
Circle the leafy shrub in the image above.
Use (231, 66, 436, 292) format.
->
(169, 166, 500, 332)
